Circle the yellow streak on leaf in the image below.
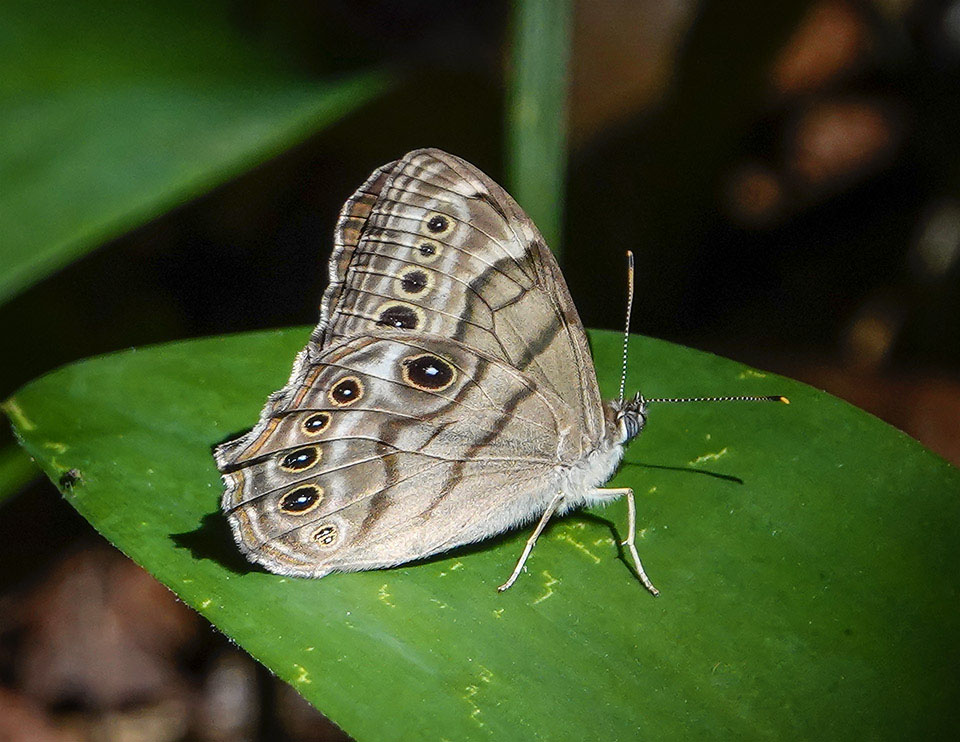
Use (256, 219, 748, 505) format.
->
(2, 399, 35, 431)
(532, 571, 560, 605)
(377, 584, 395, 607)
(554, 530, 601, 564)
(689, 447, 729, 465)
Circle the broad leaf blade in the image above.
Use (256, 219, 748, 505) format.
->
(0, 0, 389, 303)
(5, 328, 959, 740)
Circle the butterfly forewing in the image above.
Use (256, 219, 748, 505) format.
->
(317, 160, 397, 345)
(317, 149, 604, 446)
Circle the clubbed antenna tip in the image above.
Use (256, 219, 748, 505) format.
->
(644, 394, 790, 405)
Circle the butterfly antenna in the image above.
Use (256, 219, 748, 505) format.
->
(618, 250, 635, 404)
(644, 395, 790, 404)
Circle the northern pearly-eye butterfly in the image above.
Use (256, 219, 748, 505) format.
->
(214, 148, 786, 594)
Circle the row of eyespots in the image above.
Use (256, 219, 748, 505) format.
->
(412, 211, 451, 265)
(276, 486, 339, 548)
(273, 353, 452, 541)
(396, 266, 432, 297)
(280, 358, 454, 480)
(289, 357, 454, 447)
(305, 357, 457, 417)
(372, 211, 451, 328)
(278, 355, 454, 481)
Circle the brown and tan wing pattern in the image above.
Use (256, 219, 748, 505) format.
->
(313, 149, 604, 451)
(215, 333, 576, 577)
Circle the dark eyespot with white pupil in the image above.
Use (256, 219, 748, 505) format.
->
(426, 214, 448, 233)
(401, 270, 428, 294)
(330, 377, 362, 405)
(419, 242, 436, 256)
(280, 447, 318, 471)
(302, 412, 330, 434)
(403, 354, 454, 390)
(280, 485, 322, 513)
(378, 304, 419, 329)
(313, 524, 338, 546)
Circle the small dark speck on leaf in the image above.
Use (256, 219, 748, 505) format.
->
(59, 468, 82, 490)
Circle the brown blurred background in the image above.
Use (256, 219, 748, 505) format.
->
(2, 1, 959, 740)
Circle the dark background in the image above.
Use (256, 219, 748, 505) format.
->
(2, 2, 959, 740)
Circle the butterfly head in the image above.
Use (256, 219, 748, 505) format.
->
(610, 391, 648, 444)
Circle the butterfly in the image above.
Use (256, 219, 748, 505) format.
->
(214, 148, 784, 595)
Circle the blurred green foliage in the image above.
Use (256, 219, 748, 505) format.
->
(0, 0, 389, 304)
(506, 0, 573, 256)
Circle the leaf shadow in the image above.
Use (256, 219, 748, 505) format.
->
(173, 453, 744, 580)
(211, 429, 246, 450)
(171, 512, 264, 576)
(623, 459, 744, 484)
(398, 524, 524, 572)
(171, 433, 263, 574)
(392, 460, 746, 578)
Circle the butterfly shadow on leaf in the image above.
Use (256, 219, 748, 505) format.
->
(392, 510, 624, 579)
(613, 459, 745, 570)
(171, 511, 266, 576)
(622, 460, 744, 485)
(171, 428, 270, 576)
(396, 524, 535, 573)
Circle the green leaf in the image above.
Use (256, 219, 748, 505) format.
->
(0, 0, 390, 303)
(506, 0, 573, 257)
(4, 328, 959, 740)
(0, 444, 38, 504)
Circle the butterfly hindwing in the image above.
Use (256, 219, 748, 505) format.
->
(217, 333, 579, 576)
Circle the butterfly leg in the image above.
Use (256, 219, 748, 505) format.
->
(590, 487, 660, 596)
(497, 492, 565, 593)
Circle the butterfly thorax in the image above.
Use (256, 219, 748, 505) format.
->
(554, 396, 647, 515)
